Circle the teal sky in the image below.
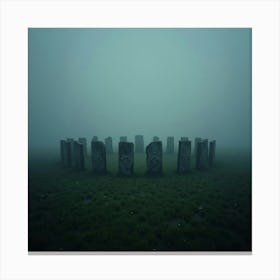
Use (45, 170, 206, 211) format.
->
(28, 28, 251, 150)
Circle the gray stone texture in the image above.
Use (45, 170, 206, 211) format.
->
(177, 140, 191, 173)
(91, 141, 106, 174)
(135, 135, 144, 153)
(118, 142, 134, 176)
(146, 141, 163, 175)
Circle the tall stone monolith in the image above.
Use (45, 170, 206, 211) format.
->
(177, 140, 191, 173)
(91, 141, 106, 174)
(146, 141, 162, 175)
(196, 139, 208, 170)
(118, 142, 134, 176)
(73, 141, 85, 171)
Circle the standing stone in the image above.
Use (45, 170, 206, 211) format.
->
(181, 137, 188, 141)
(65, 140, 72, 167)
(153, 136, 159, 141)
(78, 137, 87, 156)
(105, 137, 113, 153)
(91, 141, 106, 174)
(60, 140, 67, 167)
(196, 139, 208, 170)
(118, 142, 134, 176)
(194, 137, 201, 157)
(73, 141, 85, 171)
(66, 139, 75, 167)
(120, 136, 127, 142)
(146, 141, 162, 175)
(135, 135, 144, 153)
(166, 136, 174, 154)
(177, 140, 191, 174)
(209, 140, 216, 166)
(92, 136, 98, 142)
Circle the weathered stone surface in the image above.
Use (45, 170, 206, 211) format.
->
(153, 136, 159, 141)
(118, 142, 134, 176)
(209, 140, 216, 166)
(177, 140, 191, 173)
(73, 141, 85, 171)
(196, 139, 208, 170)
(146, 141, 162, 175)
(166, 136, 174, 154)
(60, 140, 67, 167)
(105, 137, 113, 153)
(78, 137, 87, 156)
(120, 136, 127, 142)
(91, 141, 106, 174)
(181, 137, 188, 141)
(135, 135, 144, 153)
(92, 136, 98, 142)
(194, 137, 201, 157)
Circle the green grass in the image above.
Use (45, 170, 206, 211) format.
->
(28, 149, 251, 251)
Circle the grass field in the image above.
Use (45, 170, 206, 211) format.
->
(28, 148, 251, 252)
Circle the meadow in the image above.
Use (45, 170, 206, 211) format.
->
(28, 148, 251, 252)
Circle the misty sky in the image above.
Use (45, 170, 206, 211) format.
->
(28, 28, 251, 150)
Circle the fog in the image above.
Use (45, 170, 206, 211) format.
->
(28, 28, 251, 152)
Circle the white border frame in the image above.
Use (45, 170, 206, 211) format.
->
(1, 0, 280, 279)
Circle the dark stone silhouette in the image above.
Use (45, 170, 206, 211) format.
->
(73, 141, 85, 171)
(105, 137, 113, 153)
(181, 137, 188, 141)
(135, 135, 144, 153)
(65, 139, 75, 167)
(65, 140, 73, 167)
(196, 139, 208, 170)
(209, 140, 216, 166)
(146, 141, 162, 175)
(166, 136, 174, 154)
(177, 140, 191, 173)
(118, 142, 134, 176)
(91, 141, 106, 174)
